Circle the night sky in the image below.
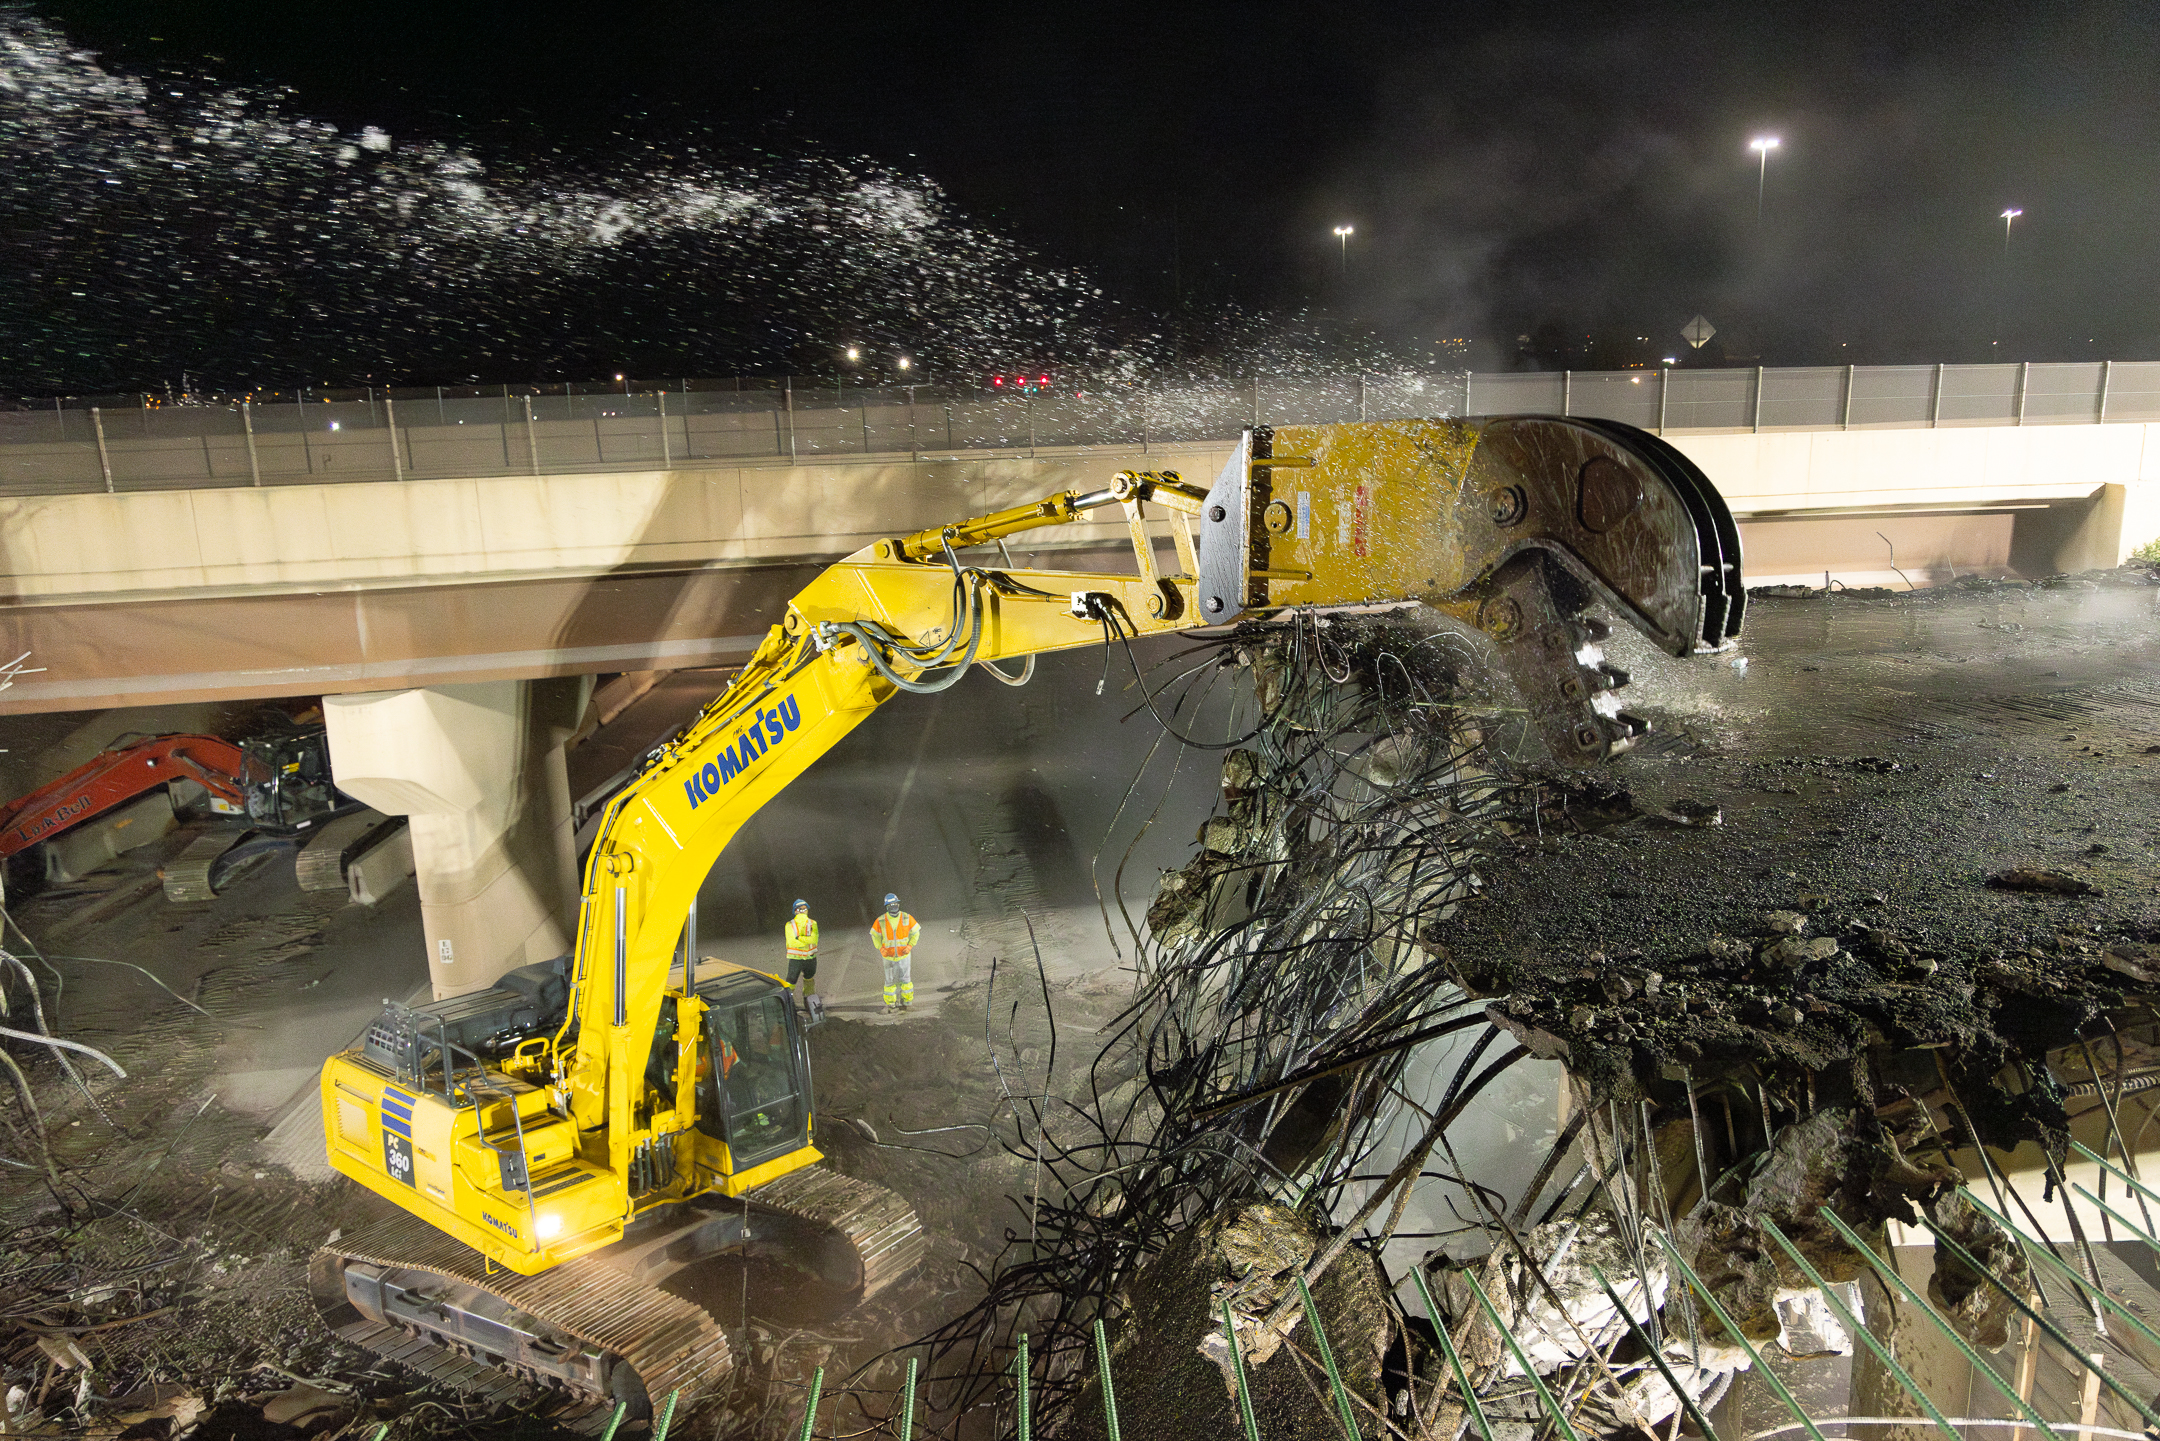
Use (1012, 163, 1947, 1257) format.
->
(9, 0, 2158, 390)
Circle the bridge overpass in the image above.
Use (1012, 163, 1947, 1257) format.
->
(3, 361, 2154, 993)
(4, 359, 2158, 715)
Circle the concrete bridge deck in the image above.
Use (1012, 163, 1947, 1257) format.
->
(0, 416, 2154, 713)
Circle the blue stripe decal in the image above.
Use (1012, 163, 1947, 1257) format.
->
(382, 1096, 413, 1117)
(382, 1114, 411, 1138)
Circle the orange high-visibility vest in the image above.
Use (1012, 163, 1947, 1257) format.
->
(871, 911, 920, 958)
(785, 915, 819, 958)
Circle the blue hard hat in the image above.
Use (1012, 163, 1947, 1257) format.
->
(884, 893, 899, 905)
(793, 899, 808, 910)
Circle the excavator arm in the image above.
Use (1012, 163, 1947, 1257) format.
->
(559, 415, 1740, 1234)
(322, 414, 1742, 1281)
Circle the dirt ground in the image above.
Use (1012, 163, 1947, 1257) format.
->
(1, 573, 2157, 1441)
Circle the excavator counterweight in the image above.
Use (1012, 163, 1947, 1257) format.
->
(311, 416, 1744, 1425)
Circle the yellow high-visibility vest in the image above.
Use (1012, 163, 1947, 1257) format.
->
(785, 915, 819, 958)
(871, 911, 920, 958)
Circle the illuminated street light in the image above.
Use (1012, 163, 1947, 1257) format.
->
(1333, 225, 1354, 276)
(896, 356, 912, 372)
(2001, 207, 2023, 253)
(1749, 136, 1780, 221)
(845, 346, 861, 363)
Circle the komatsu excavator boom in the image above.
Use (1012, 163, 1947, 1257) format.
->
(311, 417, 1742, 1426)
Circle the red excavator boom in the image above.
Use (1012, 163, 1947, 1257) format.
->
(0, 734, 251, 859)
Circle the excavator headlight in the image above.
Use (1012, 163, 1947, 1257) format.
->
(536, 1212, 564, 1240)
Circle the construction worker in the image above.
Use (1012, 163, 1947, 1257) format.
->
(871, 892, 920, 1013)
(784, 899, 821, 1024)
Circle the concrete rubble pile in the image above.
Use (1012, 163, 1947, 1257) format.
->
(1003, 602, 2146, 1441)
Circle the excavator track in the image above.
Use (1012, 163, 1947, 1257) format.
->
(161, 833, 231, 903)
(310, 1166, 921, 1427)
(294, 808, 392, 892)
(311, 1210, 734, 1432)
(746, 1163, 928, 1298)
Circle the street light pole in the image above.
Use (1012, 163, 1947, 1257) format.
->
(1333, 225, 1354, 276)
(1749, 136, 1780, 222)
(2001, 207, 2022, 254)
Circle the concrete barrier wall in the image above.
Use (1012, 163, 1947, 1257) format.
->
(0, 441, 1235, 603)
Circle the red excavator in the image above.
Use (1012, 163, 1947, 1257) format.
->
(0, 728, 356, 899)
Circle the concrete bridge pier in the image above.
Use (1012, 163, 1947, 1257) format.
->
(323, 677, 589, 999)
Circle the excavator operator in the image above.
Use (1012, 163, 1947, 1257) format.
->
(871, 893, 920, 1013)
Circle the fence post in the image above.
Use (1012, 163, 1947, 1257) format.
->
(385, 396, 405, 481)
(1356, 372, 1366, 423)
(784, 377, 797, 462)
(242, 401, 261, 487)
(1931, 362, 1945, 427)
(1139, 388, 1148, 453)
(1027, 390, 1035, 458)
(1251, 373, 1261, 427)
(91, 406, 113, 492)
(1658, 367, 1670, 433)
(1562, 369, 1572, 416)
(907, 384, 918, 462)
(2016, 360, 2030, 425)
(1464, 367, 1474, 417)
(659, 389, 672, 466)
(524, 394, 541, 474)
(861, 391, 871, 455)
(1752, 366, 1765, 432)
(1841, 363, 1855, 429)
(2099, 359, 2113, 423)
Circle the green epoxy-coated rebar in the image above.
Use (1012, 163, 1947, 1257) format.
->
(1094, 1320, 1122, 1441)
(651, 1390, 679, 1441)
(1964, 1186, 2160, 1353)
(901, 1355, 919, 1440)
(1951, 1190, 2160, 1428)
(1759, 1219, 1958, 1441)
(1015, 1333, 1031, 1441)
(798, 1365, 825, 1441)
(1458, 1268, 1581, 1441)
(1585, 1265, 1723, 1441)
(1222, 1300, 1263, 1441)
(2072, 1140, 2160, 1211)
(597, 1402, 628, 1441)
(366, 1427, 389, 1441)
(1650, 1232, 1828, 1441)
(1409, 1267, 1495, 1441)
(1819, 1206, 2064, 1441)
(1294, 1276, 1361, 1440)
(2073, 1183, 2160, 1263)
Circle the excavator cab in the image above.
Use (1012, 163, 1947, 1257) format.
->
(238, 729, 349, 833)
(693, 972, 811, 1172)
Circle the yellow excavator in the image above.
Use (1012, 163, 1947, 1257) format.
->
(308, 417, 1744, 1425)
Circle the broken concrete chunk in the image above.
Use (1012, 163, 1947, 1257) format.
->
(1762, 910, 1809, 935)
(1986, 869, 2098, 896)
(1925, 1191, 2027, 1349)
(1762, 935, 1839, 969)
(2103, 943, 2160, 985)
(1668, 797, 1723, 826)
